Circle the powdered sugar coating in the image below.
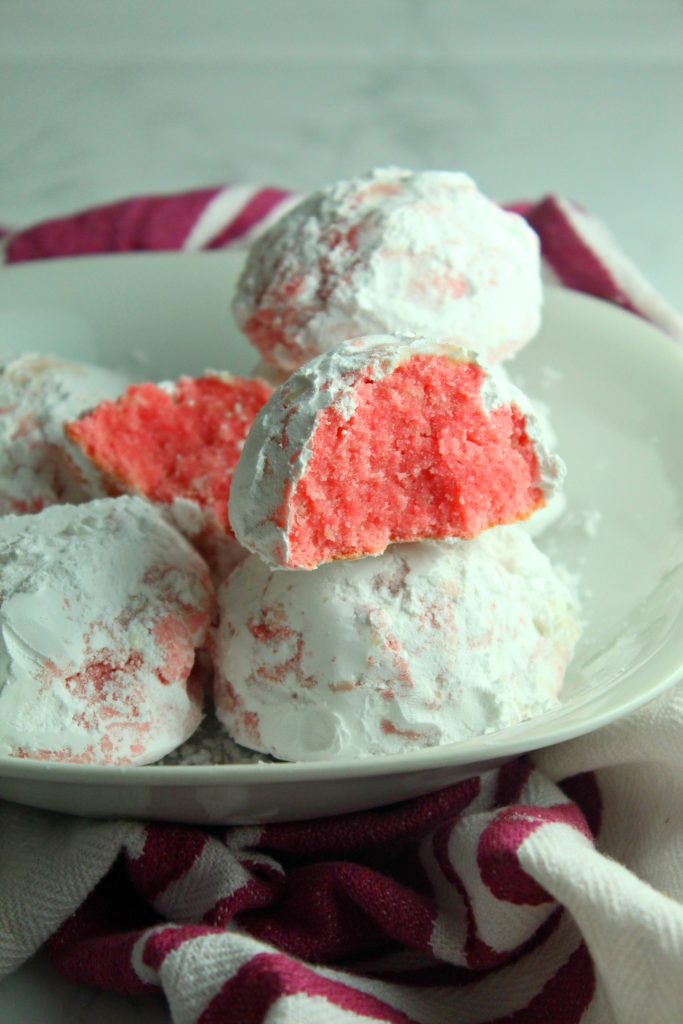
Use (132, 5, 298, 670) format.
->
(214, 527, 581, 761)
(233, 168, 542, 371)
(230, 334, 565, 569)
(165, 498, 248, 582)
(0, 354, 129, 515)
(0, 497, 214, 765)
(518, 396, 567, 537)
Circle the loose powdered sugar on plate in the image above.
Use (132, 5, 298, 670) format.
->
(158, 710, 272, 766)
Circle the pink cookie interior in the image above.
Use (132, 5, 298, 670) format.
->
(67, 376, 272, 535)
(284, 356, 544, 567)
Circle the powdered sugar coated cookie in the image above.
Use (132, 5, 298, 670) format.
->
(0, 497, 214, 764)
(214, 528, 580, 761)
(230, 335, 564, 569)
(234, 167, 542, 371)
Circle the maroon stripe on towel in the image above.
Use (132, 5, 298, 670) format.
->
(5, 188, 221, 263)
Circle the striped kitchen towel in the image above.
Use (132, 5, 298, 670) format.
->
(2, 694, 683, 1024)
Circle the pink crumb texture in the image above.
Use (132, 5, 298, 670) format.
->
(66, 374, 273, 535)
(285, 355, 544, 568)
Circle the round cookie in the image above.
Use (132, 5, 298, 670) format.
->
(214, 528, 581, 761)
(0, 497, 214, 765)
(233, 167, 542, 372)
(230, 335, 564, 569)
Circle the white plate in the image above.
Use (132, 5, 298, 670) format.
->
(0, 252, 682, 824)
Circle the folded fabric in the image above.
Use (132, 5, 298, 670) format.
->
(2, 688, 683, 1023)
(1, 185, 682, 1024)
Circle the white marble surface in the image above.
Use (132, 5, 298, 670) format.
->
(0, 2, 682, 1021)
(1, 0, 682, 306)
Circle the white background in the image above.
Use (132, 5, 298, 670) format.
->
(0, 1, 682, 1020)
